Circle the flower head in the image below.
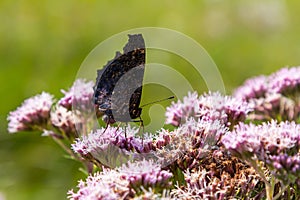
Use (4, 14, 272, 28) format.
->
(171, 151, 262, 199)
(233, 75, 268, 101)
(233, 66, 300, 123)
(269, 153, 300, 183)
(171, 169, 229, 199)
(68, 160, 172, 200)
(71, 126, 158, 168)
(181, 118, 227, 149)
(197, 92, 252, 128)
(222, 120, 300, 160)
(67, 168, 129, 200)
(59, 79, 94, 112)
(50, 106, 79, 138)
(165, 92, 199, 126)
(165, 91, 252, 128)
(222, 120, 300, 186)
(156, 118, 228, 170)
(249, 93, 300, 121)
(268, 66, 300, 95)
(118, 159, 172, 192)
(7, 92, 54, 133)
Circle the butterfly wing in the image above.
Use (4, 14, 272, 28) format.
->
(94, 34, 145, 123)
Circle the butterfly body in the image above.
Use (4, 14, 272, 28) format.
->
(94, 34, 145, 124)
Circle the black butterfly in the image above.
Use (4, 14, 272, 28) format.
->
(93, 34, 145, 125)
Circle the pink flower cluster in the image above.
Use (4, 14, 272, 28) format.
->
(67, 168, 129, 200)
(222, 120, 300, 184)
(268, 67, 300, 94)
(166, 91, 252, 129)
(59, 79, 95, 111)
(7, 79, 95, 139)
(68, 160, 172, 200)
(7, 92, 54, 133)
(234, 66, 300, 100)
(234, 66, 300, 121)
(7, 65, 300, 199)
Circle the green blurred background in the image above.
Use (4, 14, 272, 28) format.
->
(1, 0, 300, 199)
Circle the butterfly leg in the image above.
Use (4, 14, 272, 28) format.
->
(101, 122, 110, 135)
(131, 118, 144, 145)
(124, 123, 127, 139)
(140, 117, 144, 131)
(122, 123, 128, 149)
(137, 117, 144, 145)
(115, 122, 122, 132)
(114, 122, 127, 139)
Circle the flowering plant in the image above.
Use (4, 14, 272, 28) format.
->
(7, 66, 300, 199)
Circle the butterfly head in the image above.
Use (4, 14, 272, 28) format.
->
(102, 113, 116, 124)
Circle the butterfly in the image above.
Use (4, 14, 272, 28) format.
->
(93, 34, 145, 126)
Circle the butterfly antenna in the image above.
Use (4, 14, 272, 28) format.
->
(124, 123, 127, 139)
(140, 96, 175, 108)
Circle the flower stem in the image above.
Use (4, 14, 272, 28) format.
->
(265, 176, 275, 200)
(51, 136, 78, 159)
(273, 181, 291, 200)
